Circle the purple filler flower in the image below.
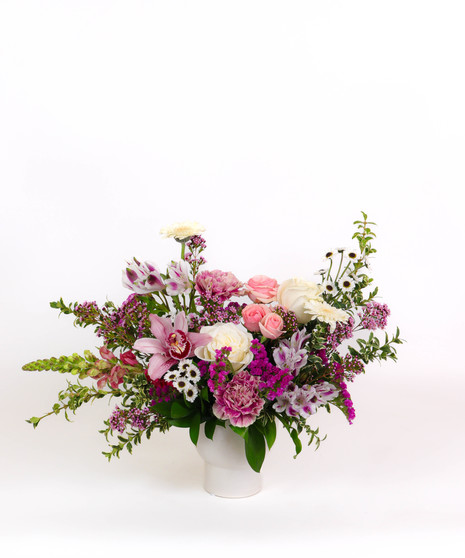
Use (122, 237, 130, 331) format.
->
(213, 370, 265, 427)
(133, 311, 211, 381)
(122, 258, 164, 294)
(195, 270, 243, 303)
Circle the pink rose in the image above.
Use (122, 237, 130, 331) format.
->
(242, 303, 271, 332)
(245, 275, 279, 304)
(259, 312, 284, 340)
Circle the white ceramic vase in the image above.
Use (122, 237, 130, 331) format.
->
(196, 425, 262, 498)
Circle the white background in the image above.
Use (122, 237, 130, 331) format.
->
(1, 1, 464, 556)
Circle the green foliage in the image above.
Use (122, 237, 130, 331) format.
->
(26, 380, 119, 428)
(348, 327, 403, 364)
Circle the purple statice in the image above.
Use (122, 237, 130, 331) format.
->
(207, 347, 233, 393)
(331, 362, 356, 424)
(195, 269, 243, 303)
(273, 381, 339, 419)
(96, 294, 151, 348)
(358, 301, 390, 330)
(190, 300, 246, 328)
(273, 328, 311, 374)
(326, 316, 355, 351)
(249, 340, 293, 400)
(109, 406, 152, 433)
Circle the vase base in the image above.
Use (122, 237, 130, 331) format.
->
(203, 463, 262, 498)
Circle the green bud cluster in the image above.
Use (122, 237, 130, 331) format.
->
(22, 352, 99, 380)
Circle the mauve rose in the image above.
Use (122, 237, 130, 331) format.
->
(245, 275, 279, 304)
(259, 312, 284, 339)
(242, 303, 271, 332)
(213, 370, 265, 427)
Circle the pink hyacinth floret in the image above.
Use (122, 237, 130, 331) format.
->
(213, 370, 265, 427)
(133, 311, 211, 381)
(195, 269, 244, 303)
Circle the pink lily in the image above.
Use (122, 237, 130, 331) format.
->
(133, 311, 211, 381)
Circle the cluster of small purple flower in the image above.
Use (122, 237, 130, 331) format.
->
(341, 354, 365, 382)
(273, 306, 299, 334)
(326, 316, 355, 350)
(96, 294, 151, 348)
(331, 362, 356, 424)
(190, 301, 246, 328)
(74, 301, 101, 325)
(358, 301, 390, 330)
(109, 405, 151, 433)
(249, 340, 293, 400)
(207, 347, 233, 393)
(185, 235, 207, 269)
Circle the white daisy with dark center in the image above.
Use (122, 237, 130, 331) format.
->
(340, 278, 355, 292)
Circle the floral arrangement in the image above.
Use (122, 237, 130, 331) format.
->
(23, 214, 402, 472)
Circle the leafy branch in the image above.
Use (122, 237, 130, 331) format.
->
(26, 380, 121, 428)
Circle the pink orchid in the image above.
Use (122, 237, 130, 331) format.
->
(133, 311, 211, 381)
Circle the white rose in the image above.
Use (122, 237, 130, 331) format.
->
(276, 278, 324, 323)
(160, 221, 206, 240)
(194, 323, 253, 372)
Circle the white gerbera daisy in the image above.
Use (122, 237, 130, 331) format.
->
(304, 299, 350, 332)
(160, 221, 206, 241)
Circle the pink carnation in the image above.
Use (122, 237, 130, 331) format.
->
(195, 269, 244, 303)
(245, 275, 279, 303)
(213, 370, 265, 427)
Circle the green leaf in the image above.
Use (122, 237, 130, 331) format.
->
(263, 420, 277, 450)
(204, 419, 217, 440)
(229, 424, 247, 438)
(244, 425, 266, 473)
(189, 413, 201, 445)
(152, 401, 172, 417)
(167, 416, 192, 428)
(290, 429, 302, 458)
(171, 400, 192, 419)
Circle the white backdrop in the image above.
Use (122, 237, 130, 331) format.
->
(1, 1, 464, 556)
